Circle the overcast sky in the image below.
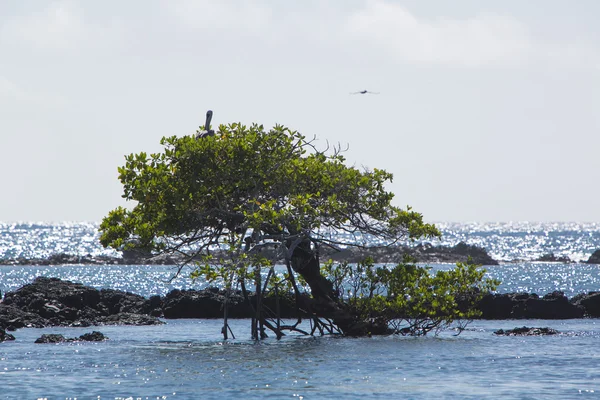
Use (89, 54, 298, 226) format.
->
(1, 0, 599, 223)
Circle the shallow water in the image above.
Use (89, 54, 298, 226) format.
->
(2, 263, 599, 399)
(2, 319, 600, 399)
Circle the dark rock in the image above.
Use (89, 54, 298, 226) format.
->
(35, 333, 68, 343)
(0, 328, 15, 342)
(3, 277, 101, 311)
(160, 288, 302, 320)
(35, 331, 108, 343)
(122, 248, 152, 263)
(0, 253, 126, 266)
(78, 331, 108, 341)
(522, 294, 584, 319)
(571, 292, 600, 317)
(322, 241, 498, 265)
(495, 326, 559, 336)
(585, 250, 600, 264)
(147, 295, 163, 317)
(478, 293, 516, 319)
(1, 242, 500, 266)
(0, 277, 162, 329)
(162, 289, 241, 319)
(478, 291, 584, 319)
(535, 253, 572, 263)
(494, 326, 559, 336)
(0, 303, 48, 329)
(99, 288, 150, 315)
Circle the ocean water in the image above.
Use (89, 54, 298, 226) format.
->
(2, 221, 600, 262)
(2, 222, 600, 398)
(3, 318, 600, 399)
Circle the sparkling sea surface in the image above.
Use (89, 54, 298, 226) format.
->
(1, 222, 600, 399)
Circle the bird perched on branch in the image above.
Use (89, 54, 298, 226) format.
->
(195, 110, 215, 139)
(350, 90, 379, 95)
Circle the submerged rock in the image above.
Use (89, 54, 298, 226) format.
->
(35, 331, 108, 343)
(534, 253, 572, 263)
(0, 328, 15, 342)
(494, 327, 559, 336)
(35, 333, 67, 343)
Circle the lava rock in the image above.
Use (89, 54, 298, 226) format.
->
(78, 331, 108, 341)
(585, 250, 600, 264)
(162, 289, 245, 319)
(322, 241, 498, 265)
(0, 277, 162, 329)
(494, 327, 559, 336)
(478, 291, 584, 319)
(0, 328, 15, 342)
(1, 242, 500, 266)
(535, 253, 572, 263)
(35, 333, 68, 343)
(35, 331, 108, 343)
(571, 292, 600, 317)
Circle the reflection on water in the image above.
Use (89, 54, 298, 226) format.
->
(2, 221, 600, 263)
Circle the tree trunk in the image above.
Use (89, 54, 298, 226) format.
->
(289, 239, 334, 301)
(289, 239, 386, 336)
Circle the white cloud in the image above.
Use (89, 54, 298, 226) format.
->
(1, 0, 598, 71)
(0, 1, 85, 50)
(166, 0, 273, 35)
(0, 1, 130, 57)
(0, 75, 66, 108)
(339, 0, 599, 70)
(345, 0, 534, 67)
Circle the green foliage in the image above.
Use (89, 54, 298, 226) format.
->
(322, 258, 500, 336)
(99, 120, 459, 337)
(100, 122, 438, 279)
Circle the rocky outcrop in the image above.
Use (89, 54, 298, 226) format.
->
(162, 288, 302, 319)
(534, 253, 572, 263)
(0, 242, 500, 266)
(324, 242, 499, 265)
(478, 291, 585, 319)
(0, 277, 162, 330)
(417, 241, 498, 265)
(0, 328, 15, 342)
(571, 292, 600, 317)
(0, 253, 124, 266)
(494, 327, 559, 336)
(163, 288, 246, 319)
(0, 252, 177, 266)
(35, 331, 108, 343)
(8, 276, 600, 344)
(585, 250, 600, 264)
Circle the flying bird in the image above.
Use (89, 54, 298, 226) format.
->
(196, 110, 215, 138)
(350, 90, 379, 95)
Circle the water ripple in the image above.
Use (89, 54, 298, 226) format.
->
(4, 221, 600, 263)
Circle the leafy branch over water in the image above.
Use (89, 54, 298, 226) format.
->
(100, 119, 498, 338)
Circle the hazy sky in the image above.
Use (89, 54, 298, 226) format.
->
(1, 0, 599, 223)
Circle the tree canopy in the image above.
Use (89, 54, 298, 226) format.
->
(100, 121, 497, 338)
